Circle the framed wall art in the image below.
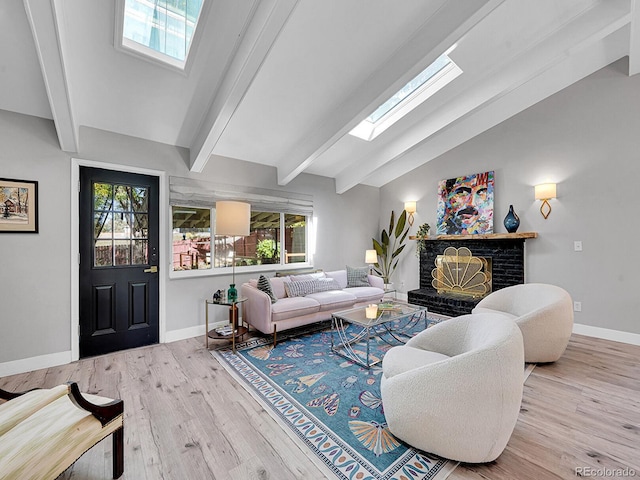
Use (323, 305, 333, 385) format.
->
(436, 171, 494, 235)
(0, 178, 39, 233)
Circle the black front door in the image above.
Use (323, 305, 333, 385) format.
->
(79, 167, 160, 358)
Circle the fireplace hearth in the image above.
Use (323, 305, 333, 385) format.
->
(408, 232, 537, 317)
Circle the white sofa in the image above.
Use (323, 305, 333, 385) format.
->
(380, 313, 524, 463)
(472, 283, 574, 363)
(241, 270, 384, 343)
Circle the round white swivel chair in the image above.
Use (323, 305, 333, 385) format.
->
(380, 313, 524, 463)
(472, 283, 573, 363)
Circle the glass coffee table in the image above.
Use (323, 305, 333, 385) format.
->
(330, 301, 430, 368)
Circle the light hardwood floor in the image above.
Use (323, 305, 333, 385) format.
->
(1, 333, 638, 480)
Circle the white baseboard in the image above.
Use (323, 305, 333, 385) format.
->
(0, 350, 72, 377)
(573, 323, 640, 346)
(164, 320, 227, 344)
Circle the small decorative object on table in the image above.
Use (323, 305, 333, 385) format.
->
(503, 205, 520, 233)
(415, 222, 431, 257)
(213, 289, 224, 302)
(228, 283, 238, 302)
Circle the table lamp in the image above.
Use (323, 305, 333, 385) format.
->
(365, 249, 378, 275)
(215, 201, 251, 301)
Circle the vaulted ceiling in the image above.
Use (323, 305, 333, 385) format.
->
(2, 0, 638, 193)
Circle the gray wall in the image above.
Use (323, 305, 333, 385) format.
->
(381, 58, 639, 335)
(0, 116, 379, 364)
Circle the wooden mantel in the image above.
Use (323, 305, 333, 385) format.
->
(409, 232, 538, 241)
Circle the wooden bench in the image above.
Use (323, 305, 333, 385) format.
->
(0, 382, 124, 479)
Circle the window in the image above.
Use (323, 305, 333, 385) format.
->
(171, 206, 211, 270)
(213, 211, 307, 268)
(349, 52, 462, 141)
(171, 206, 309, 273)
(120, 0, 204, 70)
(94, 182, 149, 267)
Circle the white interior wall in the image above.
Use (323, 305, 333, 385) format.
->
(380, 58, 639, 336)
(0, 118, 380, 369)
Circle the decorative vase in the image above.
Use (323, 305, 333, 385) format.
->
(227, 284, 238, 302)
(503, 205, 520, 233)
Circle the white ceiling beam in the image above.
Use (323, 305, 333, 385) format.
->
(364, 27, 629, 189)
(189, 0, 299, 173)
(630, 0, 640, 75)
(334, 0, 631, 193)
(275, 0, 505, 187)
(23, 0, 78, 153)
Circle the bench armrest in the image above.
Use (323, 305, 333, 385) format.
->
(67, 382, 123, 426)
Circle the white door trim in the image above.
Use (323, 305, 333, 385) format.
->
(70, 159, 167, 361)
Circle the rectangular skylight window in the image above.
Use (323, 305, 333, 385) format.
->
(121, 0, 204, 69)
(350, 53, 462, 141)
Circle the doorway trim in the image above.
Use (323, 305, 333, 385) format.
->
(70, 158, 167, 361)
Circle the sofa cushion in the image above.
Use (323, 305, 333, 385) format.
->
(257, 275, 277, 303)
(325, 270, 348, 289)
(306, 290, 358, 311)
(382, 345, 450, 379)
(347, 266, 370, 287)
(271, 297, 320, 321)
(270, 277, 288, 299)
(343, 286, 384, 304)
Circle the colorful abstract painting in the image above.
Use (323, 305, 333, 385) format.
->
(436, 171, 494, 235)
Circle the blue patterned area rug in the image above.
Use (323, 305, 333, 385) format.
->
(211, 315, 458, 480)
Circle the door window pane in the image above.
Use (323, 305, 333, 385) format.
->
(95, 239, 113, 267)
(115, 241, 131, 265)
(133, 240, 148, 264)
(94, 183, 113, 211)
(114, 185, 131, 211)
(172, 206, 211, 270)
(132, 187, 148, 212)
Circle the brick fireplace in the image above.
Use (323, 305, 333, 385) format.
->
(408, 232, 537, 317)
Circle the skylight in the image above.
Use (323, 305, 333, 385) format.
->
(350, 53, 462, 141)
(121, 0, 204, 69)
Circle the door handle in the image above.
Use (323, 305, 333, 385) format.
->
(144, 266, 158, 273)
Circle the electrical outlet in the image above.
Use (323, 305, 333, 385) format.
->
(573, 301, 582, 312)
(574, 241, 583, 251)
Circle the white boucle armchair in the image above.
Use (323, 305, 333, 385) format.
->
(380, 313, 524, 463)
(472, 283, 574, 363)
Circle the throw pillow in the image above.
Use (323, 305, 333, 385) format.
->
(313, 278, 341, 292)
(284, 279, 317, 297)
(257, 275, 277, 303)
(346, 265, 370, 287)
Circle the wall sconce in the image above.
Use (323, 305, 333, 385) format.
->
(365, 249, 378, 275)
(534, 183, 556, 219)
(404, 201, 417, 226)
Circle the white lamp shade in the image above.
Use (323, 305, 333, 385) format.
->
(534, 183, 556, 200)
(215, 201, 251, 236)
(365, 249, 378, 264)
(404, 201, 417, 214)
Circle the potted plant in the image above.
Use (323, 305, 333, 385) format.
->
(415, 222, 431, 257)
(372, 210, 410, 286)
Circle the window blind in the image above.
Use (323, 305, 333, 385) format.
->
(169, 176, 313, 215)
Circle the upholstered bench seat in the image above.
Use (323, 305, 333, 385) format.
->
(0, 382, 124, 480)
